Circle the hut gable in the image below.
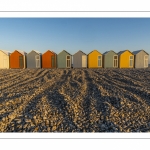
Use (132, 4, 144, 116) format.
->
(88, 50, 102, 56)
(132, 49, 149, 55)
(58, 50, 71, 56)
(88, 50, 102, 68)
(0, 50, 11, 55)
(103, 50, 117, 55)
(118, 50, 133, 56)
(73, 50, 87, 56)
(28, 50, 41, 55)
(16, 50, 27, 56)
(73, 50, 87, 68)
(42, 50, 53, 55)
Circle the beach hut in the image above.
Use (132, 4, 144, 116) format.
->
(103, 50, 118, 68)
(73, 50, 87, 68)
(42, 50, 57, 68)
(57, 50, 72, 68)
(10, 50, 27, 69)
(118, 50, 134, 68)
(27, 50, 42, 68)
(0, 50, 11, 69)
(132, 50, 149, 68)
(88, 50, 102, 68)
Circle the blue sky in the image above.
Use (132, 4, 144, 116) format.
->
(0, 18, 150, 57)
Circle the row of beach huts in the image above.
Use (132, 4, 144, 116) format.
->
(0, 49, 149, 69)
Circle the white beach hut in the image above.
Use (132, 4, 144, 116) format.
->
(0, 50, 11, 69)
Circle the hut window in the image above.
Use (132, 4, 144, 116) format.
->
(98, 56, 102, 67)
(144, 55, 148, 67)
(129, 56, 133, 67)
(113, 55, 118, 67)
(35, 55, 40, 68)
(66, 55, 71, 68)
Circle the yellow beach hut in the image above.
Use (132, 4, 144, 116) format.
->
(88, 50, 102, 68)
(118, 50, 134, 68)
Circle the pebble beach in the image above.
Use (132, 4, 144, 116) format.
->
(0, 68, 150, 132)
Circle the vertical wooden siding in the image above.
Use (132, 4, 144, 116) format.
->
(104, 51, 118, 68)
(119, 51, 134, 68)
(134, 51, 148, 68)
(73, 51, 87, 68)
(10, 51, 24, 69)
(88, 50, 102, 68)
(42, 50, 57, 68)
(57, 51, 71, 68)
(0, 51, 10, 69)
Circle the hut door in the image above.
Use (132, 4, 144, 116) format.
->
(51, 56, 55, 68)
(35, 55, 40, 68)
(66, 55, 71, 68)
(129, 56, 133, 67)
(3, 55, 7, 68)
(82, 55, 87, 67)
(144, 55, 148, 67)
(113, 55, 118, 67)
(98, 55, 102, 67)
(19, 56, 24, 68)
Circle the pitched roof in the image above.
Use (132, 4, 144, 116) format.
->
(88, 50, 102, 55)
(50, 50, 57, 55)
(27, 50, 42, 55)
(16, 50, 27, 55)
(117, 50, 133, 55)
(132, 50, 149, 55)
(0, 50, 11, 55)
(73, 50, 87, 56)
(103, 50, 117, 55)
(33, 50, 41, 55)
(103, 51, 108, 55)
(50, 50, 56, 54)
(58, 50, 71, 55)
(43, 50, 57, 55)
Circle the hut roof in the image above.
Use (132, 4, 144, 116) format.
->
(88, 50, 102, 55)
(0, 50, 11, 55)
(103, 50, 117, 55)
(58, 50, 71, 55)
(43, 50, 56, 55)
(73, 50, 87, 56)
(28, 50, 42, 55)
(132, 50, 149, 55)
(33, 50, 42, 55)
(117, 50, 132, 55)
(16, 50, 27, 55)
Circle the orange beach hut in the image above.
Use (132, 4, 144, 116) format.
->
(10, 50, 27, 69)
(42, 50, 57, 68)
